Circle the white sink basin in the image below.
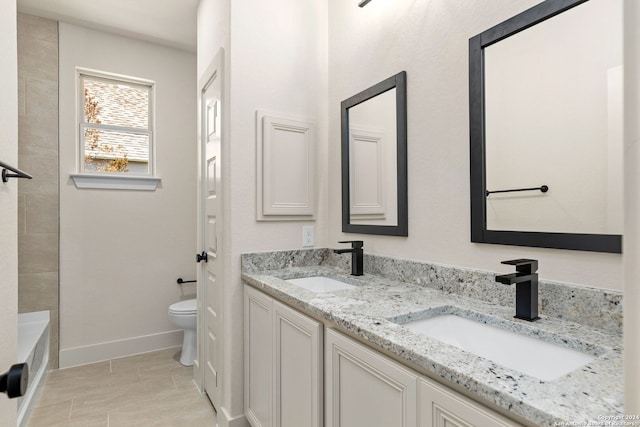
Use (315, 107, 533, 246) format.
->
(286, 276, 356, 293)
(401, 314, 596, 381)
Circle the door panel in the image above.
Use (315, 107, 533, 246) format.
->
(325, 329, 417, 427)
(274, 300, 322, 427)
(244, 286, 273, 427)
(207, 216, 217, 255)
(199, 52, 223, 410)
(0, 3, 19, 424)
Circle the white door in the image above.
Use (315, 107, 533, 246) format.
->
(198, 50, 224, 410)
(0, 2, 19, 424)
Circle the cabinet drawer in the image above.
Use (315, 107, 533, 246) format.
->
(419, 378, 520, 427)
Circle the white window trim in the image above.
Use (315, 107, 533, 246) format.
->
(70, 173, 161, 191)
(72, 68, 160, 190)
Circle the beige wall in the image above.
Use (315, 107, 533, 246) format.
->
(197, 0, 328, 421)
(197, 0, 631, 421)
(624, 0, 640, 414)
(17, 13, 60, 369)
(327, 0, 623, 291)
(0, 0, 18, 423)
(58, 23, 197, 367)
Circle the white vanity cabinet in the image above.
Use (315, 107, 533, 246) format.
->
(324, 328, 519, 427)
(325, 328, 418, 427)
(244, 285, 323, 427)
(419, 378, 520, 427)
(244, 284, 521, 427)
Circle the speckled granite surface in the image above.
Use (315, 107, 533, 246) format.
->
(242, 249, 623, 334)
(241, 249, 624, 426)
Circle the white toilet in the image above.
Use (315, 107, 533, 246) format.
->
(168, 299, 197, 366)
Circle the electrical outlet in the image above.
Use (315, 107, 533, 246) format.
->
(302, 225, 315, 247)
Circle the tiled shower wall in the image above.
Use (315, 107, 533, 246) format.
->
(17, 13, 59, 369)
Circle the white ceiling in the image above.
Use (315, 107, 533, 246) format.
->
(17, 0, 198, 52)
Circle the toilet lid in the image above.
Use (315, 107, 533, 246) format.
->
(169, 299, 197, 315)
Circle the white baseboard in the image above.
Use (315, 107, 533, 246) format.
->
(59, 330, 183, 368)
(193, 359, 204, 392)
(218, 406, 250, 427)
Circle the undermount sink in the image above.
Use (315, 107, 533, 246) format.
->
(286, 276, 356, 293)
(398, 313, 596, 381)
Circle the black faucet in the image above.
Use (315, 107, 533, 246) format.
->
(495, 259, 540, 321)
(333, 241, 364, 276)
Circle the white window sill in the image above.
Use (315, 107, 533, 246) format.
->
(70, 174, 161, 191)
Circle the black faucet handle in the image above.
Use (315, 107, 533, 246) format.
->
(338, 240, 363, 249)
(501, 258, 538, 274)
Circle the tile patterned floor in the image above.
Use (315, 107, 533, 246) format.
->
(27, 348, 217, 427)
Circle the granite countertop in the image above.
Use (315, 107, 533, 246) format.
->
(241, 265, 623, 427)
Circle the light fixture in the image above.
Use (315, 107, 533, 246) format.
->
(358, 0, 373, 7)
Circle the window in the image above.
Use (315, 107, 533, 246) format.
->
(78, 70, 154, 176)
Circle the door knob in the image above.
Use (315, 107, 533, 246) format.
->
(196, 251, 208, 263)
(1, 363, 29, 399)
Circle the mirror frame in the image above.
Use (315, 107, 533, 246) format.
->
(341, 71, 408, 236)
(469, 0, 622, 254)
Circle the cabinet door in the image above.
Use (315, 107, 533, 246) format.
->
(244, 286, 273, 427)
(273, 301, 323, 427)
(419, 378, 520, 427)
(325, 328, 418, 427)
